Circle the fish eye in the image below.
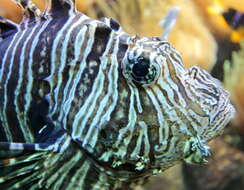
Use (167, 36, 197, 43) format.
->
(123, 55, 161, 86)
(132, 57, 150, 77)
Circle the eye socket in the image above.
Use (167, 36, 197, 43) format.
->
(122, 55, 161, 86)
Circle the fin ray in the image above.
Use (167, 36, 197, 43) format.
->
(0, 152, 46, 188)
(13, 0, 44, 23)
(0, 142, 59, 152)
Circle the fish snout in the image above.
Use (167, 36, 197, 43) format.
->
(187, 66, 236, 140)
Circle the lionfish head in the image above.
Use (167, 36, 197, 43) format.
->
(109, 35, 235, 172)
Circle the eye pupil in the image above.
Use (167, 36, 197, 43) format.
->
(132, 60, 149, 77)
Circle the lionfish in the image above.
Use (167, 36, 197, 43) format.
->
(0, 0, 235, 190)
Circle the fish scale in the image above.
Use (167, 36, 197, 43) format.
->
(0, 0, 235, 189)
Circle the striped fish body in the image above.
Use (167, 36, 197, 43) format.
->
(0, 0, 235, 190)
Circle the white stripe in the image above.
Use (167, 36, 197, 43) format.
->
(99, 84, 138, 162)
(14, 22, 45, 142)
(46, 151, 82, 188)
(72, 60, 105, 139)
(113, 85, 137, 158)
(82, 33, 121, 149)
(157, 77, 199, 135)
(2, 30, 27, 141)
(0, 31, 19, 141)
(145, 89, 169, 152)
(158, 61, 187, 108)
(61, 26, 88, 106)
(58, 24, 92, 128)
(9, 142, 24, 150)
(51, 15, 88, 116)
(22, 19, 52, 142)
(66, 160, 90, 189)
(152, 85, 190, 132)
(130, 121, 150, 164)
(71, 29, 115, 139)
(134, 87, 143, 113)
(48, 14, 76, 113)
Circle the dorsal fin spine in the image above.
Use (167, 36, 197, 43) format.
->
(13, 0, 43, 22)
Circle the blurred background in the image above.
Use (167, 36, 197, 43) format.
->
(1, 0, 244, 189)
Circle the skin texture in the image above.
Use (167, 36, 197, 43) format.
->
(0, 0, 235, 189)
